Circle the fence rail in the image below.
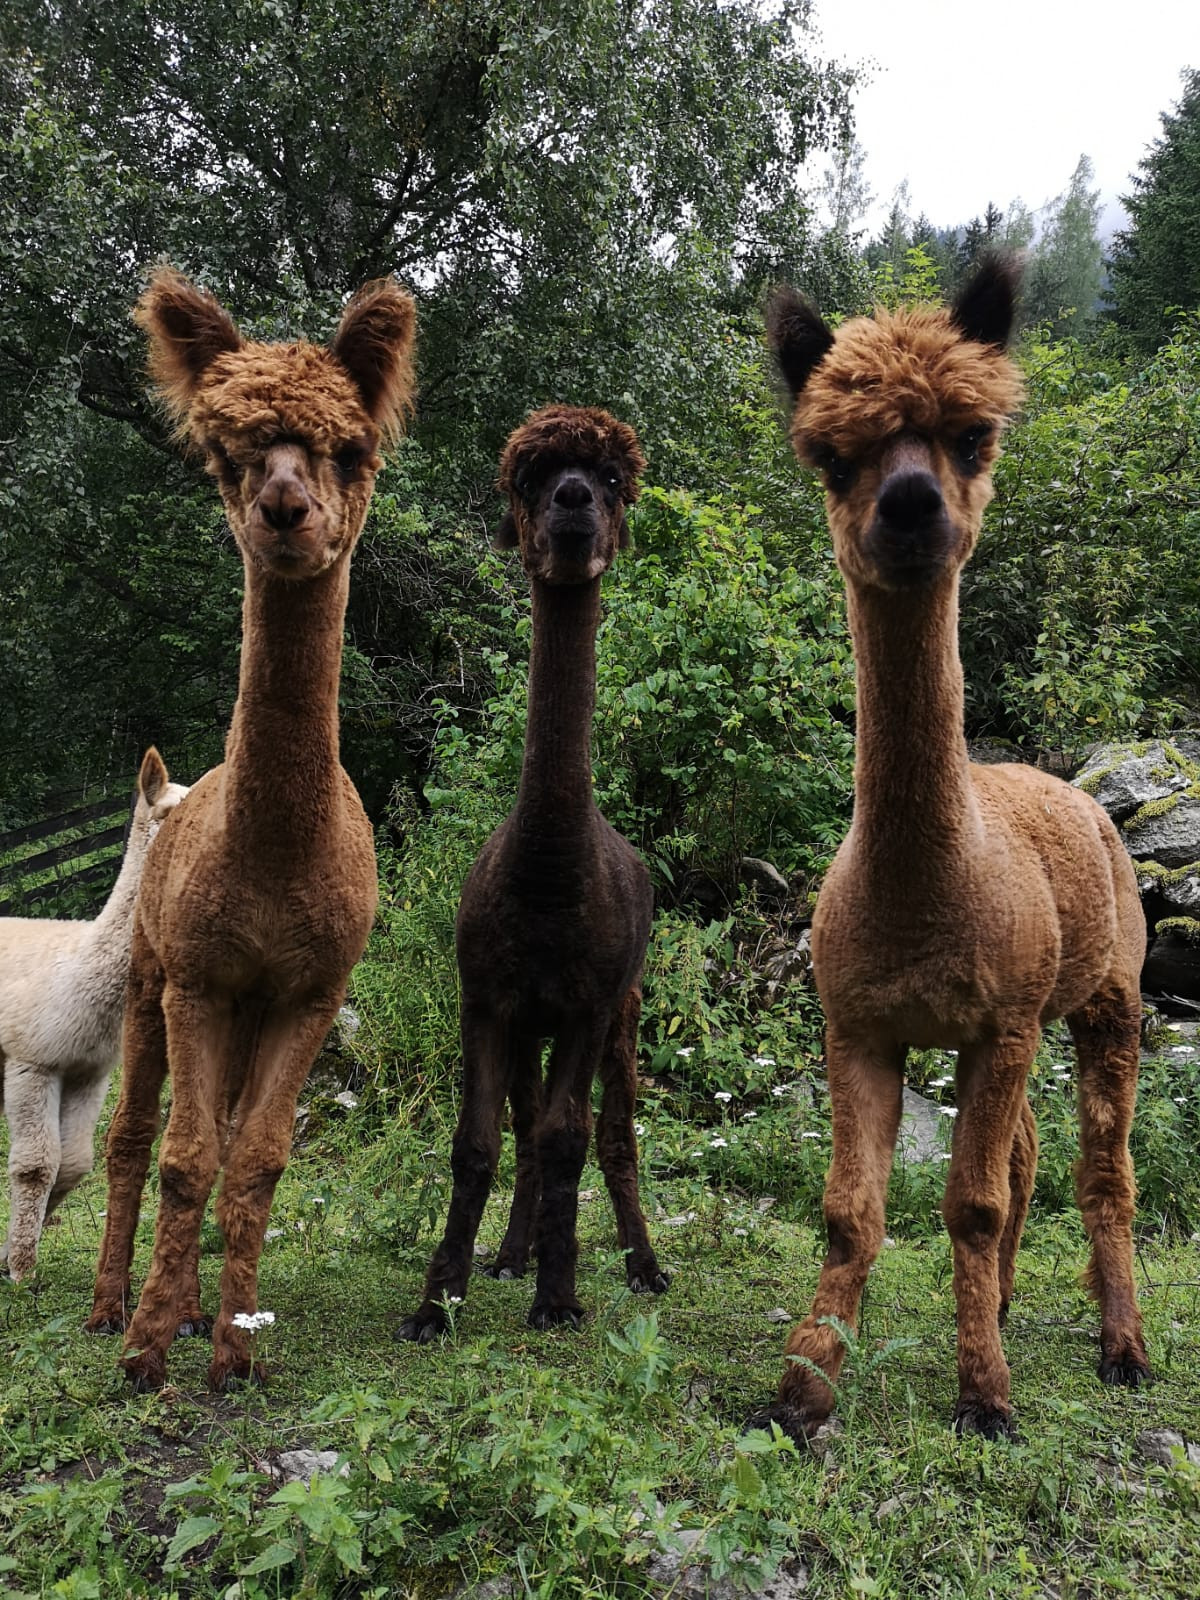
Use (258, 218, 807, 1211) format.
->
(0, 793, 132, 918)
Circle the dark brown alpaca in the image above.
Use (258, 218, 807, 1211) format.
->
(753, 256, 1149, 1441)
(86, 269, 416, 1390)
(398, 406, 668, 1340)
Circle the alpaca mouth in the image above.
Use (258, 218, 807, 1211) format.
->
(864, 513, 959, 586)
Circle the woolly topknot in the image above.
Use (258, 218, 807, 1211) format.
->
(789, 304, 1025, 463)
(134, 268, 417, 455)
(498, 405, 646, 502)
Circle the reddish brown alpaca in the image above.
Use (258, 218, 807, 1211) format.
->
(754, 256, 1149, 1441)
(86, 270, 416, 1390)
(398, 406, 668, 1340)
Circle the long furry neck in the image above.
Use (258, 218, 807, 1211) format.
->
(845, 574, 980, 890)
(516, 577, 601, 825)
(223, 553, 350, 844)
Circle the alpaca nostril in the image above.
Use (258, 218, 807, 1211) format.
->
(259, 481, 311, 532)
(877, 470, 943, 532)
(552, 476, 593, 511)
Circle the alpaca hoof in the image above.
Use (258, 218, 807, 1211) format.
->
(122, 1350, 167, 1393)
(176, 1315, 213, 1340)
(1099, 1353, 1151, 1387)
(629, 1268, 671, 1295)
(952, 1400, 1017, 1441)
(528, 1300, 585, 1330)
(479, 1261, 525, 1281)
(395, 1310, 448, 1344)
(85, 1313, 128, 1336)
(743, 1402, 815, 1446)
(210, 1358, 268, 1393)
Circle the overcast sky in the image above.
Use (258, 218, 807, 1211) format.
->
(807, 0, 1199, 237)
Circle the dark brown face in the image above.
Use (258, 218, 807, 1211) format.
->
(205, 428, 379, 580)
(509, 454, 630, 585)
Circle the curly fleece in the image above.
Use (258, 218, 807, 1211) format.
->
(791, 305, 1025, 462)
(498, 405, 646, 502)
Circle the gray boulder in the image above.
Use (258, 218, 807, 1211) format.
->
(1073, 739, 1194, 824)
(1123, 794, 1200, 870)
(895, 1088, 953, 1164)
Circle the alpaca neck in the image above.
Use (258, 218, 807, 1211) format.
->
(223, 553, 350, 835)
(846, 573, 979, 884)
(88, 819, 154, 950)
(516, 578, 601, 826)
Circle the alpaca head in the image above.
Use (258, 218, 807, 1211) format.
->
(494, 405, 646, 585)
(768, 255, 1024, 592)
(134, 271, 417, 581)
(128, 747, 190, 851)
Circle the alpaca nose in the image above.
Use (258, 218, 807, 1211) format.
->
(259, 475, 311, 532)
(876, 470, 943, 532)
(552, 475, 594, 511)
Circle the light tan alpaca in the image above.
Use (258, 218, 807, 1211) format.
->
(1, 750, 188, 1280)
(753, 255, 1149, 1442)
(86, 270, 416, 1391)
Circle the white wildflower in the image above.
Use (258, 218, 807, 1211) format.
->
(771, 1085, 788, 1098)
(801, 1130, 822, 1140)
(232, 1310, 276, 1333)
(634, 1122, 646, 1136)
(714, 1090, 733, 1103)
(939, 1106, 958, 1118)
(752, 1055, 776, 1067)
(710, 1137, 728, 1149)
(676, 1046, 694, 1058)
(742, 1111, 758, 1121)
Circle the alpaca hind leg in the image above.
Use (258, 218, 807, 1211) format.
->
(208, 993, 343, 1390)
(596, 987, 668, 1294)
(1067, 983, 1149, 1386)
(944, 1031, 1038, 1439)
(529, 1019, 607, 1329)
(44, 1070, 113, 1224)
(398, 1003, 513, 1342)
(481, 1030, 543, 1280)
(997, 1096, 1038, 1328)
(88, 929, 167, 1334)
(120, 984, 230, 1390)
(753, 1032, 904, 1442)
(4, 1063, 62, 1280)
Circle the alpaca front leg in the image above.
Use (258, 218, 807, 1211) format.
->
(528, 1022, 606, 1330)
(944, 1032, 1038, 1439)
(596, 987, 668, 1294)
(88, 930, 167, 1335)
(3, 1063, 61, 1281)
(43, 1071, 112, 1228)
(481, 1031, 543, 1280)
(752, 1033, 903, 1442)
(398, 1004, 513, 1342)
(120, 984, 228, 1389)
(208, 994, 343, 1390)
(997, 1096, 1037, 1327)
(1068, 983, 1150, 1387)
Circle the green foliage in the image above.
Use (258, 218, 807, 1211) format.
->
(961, 317, 1200, 752)
(1108, 67, 1200, 354)
(1024, 155, 1104, 338)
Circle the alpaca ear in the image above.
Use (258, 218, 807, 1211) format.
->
(331, 279, 417, 441)
(766, 286, 835, 399)
(952, 252, 1022, 349)
(133, 269, 242, 421)
(492, 509, 520, 549)
(138, 746, 169, 807)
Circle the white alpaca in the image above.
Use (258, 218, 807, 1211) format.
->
(0, 748, 189, 1279)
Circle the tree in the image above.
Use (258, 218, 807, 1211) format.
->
(0, 0, 859, 818)
(1108, 68, 1200, 353)
(1026, 155, 1103, 337)
(822, 127, 873, 237)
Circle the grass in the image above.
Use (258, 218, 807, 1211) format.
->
(2, 1059, 1199, 1600)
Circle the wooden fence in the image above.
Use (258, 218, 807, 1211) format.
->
(0, 791, 133, 918)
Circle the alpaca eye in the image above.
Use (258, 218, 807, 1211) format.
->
(954, 425, 992, 471)
(821, 450, 854, 492)
(334, 446, 364, 478)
